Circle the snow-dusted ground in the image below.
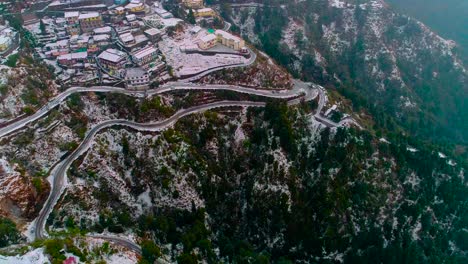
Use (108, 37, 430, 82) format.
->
(0, 248, 49, 264)
(159, 25, 247, 77)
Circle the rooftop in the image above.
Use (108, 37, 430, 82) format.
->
(98, 49, 127, 63)
(120, 32, 134, 43)
(133, 46, 157, 59)
(58, 51, 88, 60)
(126, 67, 147, 78)
(215, 30, 242, 42)
(93, 26, 111, 34)
(78, 12, 100, 20)
(200, 34, 217, 43)
(64, 11, 79, 18)
(144, 28, 161, 36)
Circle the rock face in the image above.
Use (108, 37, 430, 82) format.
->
(0, 159, 50, 224)
(230, 0, 467, 143)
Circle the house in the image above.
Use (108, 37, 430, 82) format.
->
(93, 34, 111, 47)
(97, 48, 127, 70)
(198, 34, 217, 50)
(132, 45, 158, 69)
(215, 30, 245, 51)
(190, 26, 202, 34)
(182, 0, 204, 9)
(126, 14, 137, 22)
(78, 12, 103, 33)
(0, 35, 11, 51)
(93, 26, 112, 35)
(57, 51, 88, 66)
(125, 0, 145, 13)
(144, 28, 162, 42)
(115, 6, 125, 15)
(194, 8, 215, 18)
(64, 11, 79, 24)
(119, 32, 135, 45)
(154, 8, 173, 19)
(125, 67, 149, 89)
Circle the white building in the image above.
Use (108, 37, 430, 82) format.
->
(198, 34, 217, 50)
(125, 67, 150, 89)
(215, 30, 245, 51)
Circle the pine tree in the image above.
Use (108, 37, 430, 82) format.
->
(39, 19, 46, 35)
(187, 9, 196, 24)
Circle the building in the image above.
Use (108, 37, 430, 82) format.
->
(115, 6, 125, 15)
(154, 8, 173, 19)
(93, 26, 112, 35)
(57, 51, 88, 66)
(64, 11, 81, 35)
(182, 0, 204, 9)
(125, 0, 145, 13)
(119, 32, 135, 45)
(194, 8, 215, 18)
(0, 35, 11, 51)
(132, 45, 158, 69)
(64, 11, 79, 24)
(215, 30, 245, 51)
(198, 34, 217, 50)
(144, 28, 162, 42)
(125, 67, 149, 89)
(93, 34, 111, 48)
(114, 0, 128, 5)
(78, 12, 103, 33)
(98, 48, 127, 70)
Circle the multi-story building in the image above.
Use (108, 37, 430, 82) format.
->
(97, 48, 127, 70)
(194, 8, 215, 18)
(64, 11, 79, 24)
(78, 12, 103, 33)
(125, 67, 149, 89)
(125, 0, 145, 13)
(132, 45, 158, 69)
(215, 30, 245, 51)
(198, 34, 217, 50)
(57, 51, 88, 66)
(144, 28, 162, 42)
(182, 0, 204, 9)
(64, 11, 80, 36)
(119, 32, 135, 45)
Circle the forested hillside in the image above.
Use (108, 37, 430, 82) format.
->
(386, 0, 468, 59)
(219, 0, 468, 148)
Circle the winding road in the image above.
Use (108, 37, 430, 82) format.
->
(21, 82, 329, 254)
(3, 25, 340, 255)
(0, 80, 304, 139)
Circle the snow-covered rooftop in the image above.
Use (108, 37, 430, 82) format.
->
(93, 26, 112, 34)
(58, 51, 88, 61)
(144, 28, 161, 36)
(78, 12, 100, 20)
(120, 32, 134, 43)
(64, 11, 79, 18)
(133, 46, 157, 59)
(98, 49, 126, 63)
(200, 34, 217, 43)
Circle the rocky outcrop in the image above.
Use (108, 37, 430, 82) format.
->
(0, 159, 50, 225)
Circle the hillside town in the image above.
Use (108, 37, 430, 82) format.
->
(2, 0, 249, 89)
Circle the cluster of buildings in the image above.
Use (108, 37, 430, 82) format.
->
(32, 0, 170, 89)
(21, 0, 248, 88)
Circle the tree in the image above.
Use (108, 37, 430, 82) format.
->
(39, 19, 46, 35)
(0, 217, 20, 247)
(187, 9, 196, 24)
(141, 240, 161, 263)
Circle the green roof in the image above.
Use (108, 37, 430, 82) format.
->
(207, 29, 215, 34)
